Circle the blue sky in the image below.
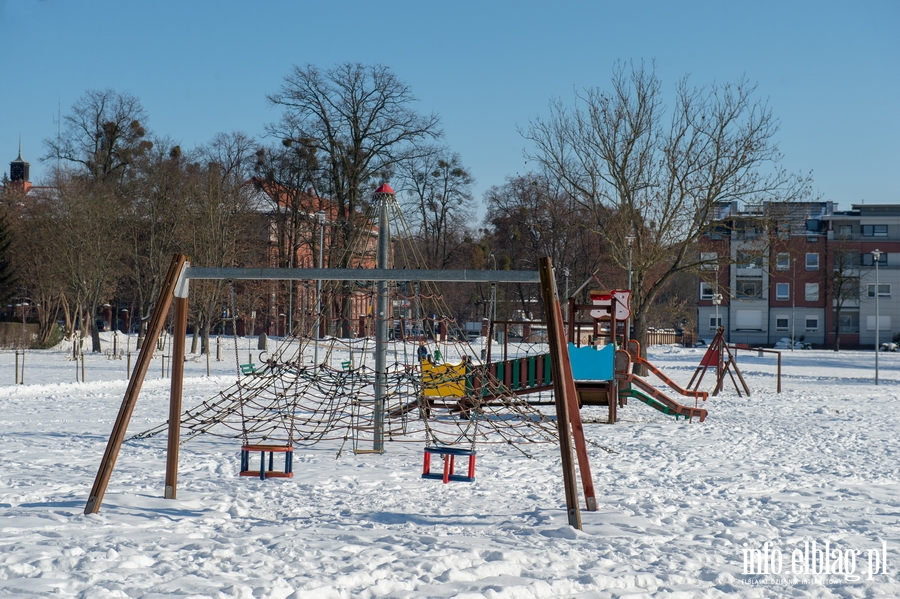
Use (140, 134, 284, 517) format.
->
(1, 1, 897, 212)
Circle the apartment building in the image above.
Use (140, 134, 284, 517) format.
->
(697, 201, 899, 348)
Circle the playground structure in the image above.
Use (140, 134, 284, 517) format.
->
(85, 186, 600, 528)
(392, 290, 709, 425)
(83, 184, 724, 530)
(687, 326, 782, 396)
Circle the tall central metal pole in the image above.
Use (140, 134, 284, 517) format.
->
(314, 211, 325, 366)
(373, 186, 393, 452)
(874, 249, 882, 385)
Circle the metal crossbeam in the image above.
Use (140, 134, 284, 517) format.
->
(184, 267, 540, 283)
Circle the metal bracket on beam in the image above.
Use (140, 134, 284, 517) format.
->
(174, 261, 191, 298)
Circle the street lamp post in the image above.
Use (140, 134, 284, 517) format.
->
(314, 210, 326, 366)
(712, 264, 722, 332)
(791, 258, 796, 352)
(873, 249, 883, 385)
(625, 235, 635, 291)
(489, 253, 497, 326)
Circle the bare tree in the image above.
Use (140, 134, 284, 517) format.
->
(395, 149, 475, 268)
(43, 89, 152, 184)
(268, 63, 442, 335)
(187, 132, 260, 354)
(40, 89, 153, 351)
(45, 172, 126, 352)
(124, 140, 192, 345)
(484, 173, 607, 319)
(523, 61, 811, 350)
(3, 190, 66, 346)
(829, 243, 861, 351)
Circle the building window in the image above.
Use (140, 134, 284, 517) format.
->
(805, 316, 819, 331)
(862, 224, 888, 237)
(735, 250, 761, 269)
(700, 282, 714, 300)
(838, 225, 853, 238)
(837, 311, 860, 333)
(834, 250, 860, 269)
(775, 316, 789, 331)
(735, 278, 763, 299)
(709, 315, 722, 330)
(776, 253, 790, 271)
(836, 276, 860, 300)
(867, 284, 891, 298)
(735, 310, 763, 331)
(775, 283, 790, 301)
(805, 253, 819, 270)
(805, 283, 819, 301)
(700, 252, 718, 270)
(866, 315, 892, 331)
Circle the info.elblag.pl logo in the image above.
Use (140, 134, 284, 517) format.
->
(742, 539, 888, 582)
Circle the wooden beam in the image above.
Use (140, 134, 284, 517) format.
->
(165, 291, 189, 499)
(551, 292, 598, 511)
(539, 257, 582, 529)
(84, 254, 189, 514)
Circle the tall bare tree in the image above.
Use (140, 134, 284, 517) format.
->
(45, 173, 126, 352)
(43, 89, 152, 184)
(829, 243, 861, 351)
(3, 190, 65, 347)
(41, 89, 152, 351)
(124, 140, 192, 344)
(484, 173, 606, 319)
(187, 132, 260, 353)
(395, 149, 475, 269)
(268, 63, 442, 335)
(523, 62, 811, 349)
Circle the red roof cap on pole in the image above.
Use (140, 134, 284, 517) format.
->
(374, 183, 395, 194)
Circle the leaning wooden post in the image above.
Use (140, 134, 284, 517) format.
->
(539, 257, 583, 529)
(543, 260, 597, 511)
(84, 254, 188, 515)
(165, 264, 190, 500)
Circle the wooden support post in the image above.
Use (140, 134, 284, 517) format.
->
(84, 254, 189, 515)
(540, 257, 589, 529)
(568, 298, 576, 342)
(165, 279, 189, 499)
(552, 290, 598, 511)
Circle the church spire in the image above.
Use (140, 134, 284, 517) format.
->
(9, 139, 31, 192)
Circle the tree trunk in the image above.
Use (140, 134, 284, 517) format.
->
(60, 294, 74, 340)
(201, 319, 212, 355)
(834, 317, 842, 352)
(90, 303, 102, 353)
(340, 292, 352, 338)
(632, 312, 648, 376)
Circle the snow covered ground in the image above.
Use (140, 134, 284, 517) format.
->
(1, 334, 899, 598)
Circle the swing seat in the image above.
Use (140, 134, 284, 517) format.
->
(422, 446, 476, 483)
(239, 363, 256, 375)
(240, 444, 293, 479)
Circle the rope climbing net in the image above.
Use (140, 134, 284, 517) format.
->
(132, 194, 561, 456)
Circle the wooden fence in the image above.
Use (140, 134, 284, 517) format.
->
(644, 330, 694, 347)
